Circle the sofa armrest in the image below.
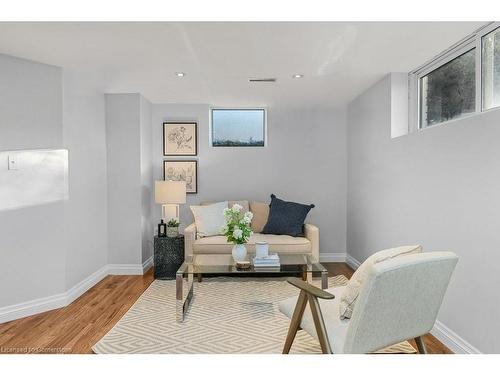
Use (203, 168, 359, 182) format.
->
(184, 223, 197, 259)
(304, 224, 319, 262)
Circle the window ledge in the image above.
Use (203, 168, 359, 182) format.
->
(414, 105, 500, 134)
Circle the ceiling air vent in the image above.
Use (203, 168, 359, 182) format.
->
(248, 78, 277, 83)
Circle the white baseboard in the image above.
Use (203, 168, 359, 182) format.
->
(319, 253, 346, 262)
(431, 320, 481, 354)
(65, 265, 109, 305)
(0, 260, 151, 324)
(0, 292, 67, 325)
(142, 256, 154, 273)
(107, 256, 153, 275)
(346, 253, 361, 269)
(107, 263, 144, 275)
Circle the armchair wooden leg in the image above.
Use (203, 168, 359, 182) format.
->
(308, 295, 333, 354)
(283, 290, 308, 354)
(414, 336, 427, 354)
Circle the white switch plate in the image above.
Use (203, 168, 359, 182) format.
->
(8, 155, 18, 170)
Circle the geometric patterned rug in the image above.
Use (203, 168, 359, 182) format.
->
(92, 275, 416, 354)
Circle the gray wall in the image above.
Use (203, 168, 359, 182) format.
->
(347, 74, 500, 353)
(106, 94, 142, 265)
(63, 72, 108, 289)
(106, 93, 153, 266)
(140, 96, 153, 263)
(151, 104, 347, 256)
(0, 54, 66, 306)
(0, 54, 109, 307)
(0, 53, 62, 150)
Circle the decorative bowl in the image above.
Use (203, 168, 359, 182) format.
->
(235, 260, 251, 270)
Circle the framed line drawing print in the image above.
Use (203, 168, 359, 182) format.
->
(163, 160, 198, 194)
(163, 122, 197, 156)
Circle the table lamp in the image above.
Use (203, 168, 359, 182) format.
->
(155, 180, 187, 224)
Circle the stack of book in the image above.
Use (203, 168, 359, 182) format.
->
(253, 253, 280, 270)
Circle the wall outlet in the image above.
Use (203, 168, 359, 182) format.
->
(8, 155, 18, 170)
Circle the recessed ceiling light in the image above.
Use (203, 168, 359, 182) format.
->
(175, 72, 186, 77)
(292, 74, 303, 79)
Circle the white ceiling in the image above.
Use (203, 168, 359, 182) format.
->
(0, 22, 484, 107)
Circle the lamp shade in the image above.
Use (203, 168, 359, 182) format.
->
(155, 180, 186, 204)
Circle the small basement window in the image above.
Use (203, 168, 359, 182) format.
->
(211, 108, 266, 147)
(409, 22, 500, 131)
(419, 48, 476, 128)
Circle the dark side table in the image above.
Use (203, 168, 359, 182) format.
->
(154, 235, 185, 279)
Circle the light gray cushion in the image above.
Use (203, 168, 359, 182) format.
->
(339, 245, 422, 319)
(201, 200, 250, 213)
(190, 201, 228, 238)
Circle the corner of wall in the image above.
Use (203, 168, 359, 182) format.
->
(390, 72, 409, 139)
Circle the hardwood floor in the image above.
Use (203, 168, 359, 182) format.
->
(0, 263, 452, 354)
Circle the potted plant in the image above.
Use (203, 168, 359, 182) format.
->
(220, 204, 253, 261)
(166, 219, 180, 238)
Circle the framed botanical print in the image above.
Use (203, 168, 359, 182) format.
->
(163, 160, 198, 194)
(163, 122, 197, 156)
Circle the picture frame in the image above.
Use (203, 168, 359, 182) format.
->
(163, 160, 198, 194)
(163, 122, 198, 156)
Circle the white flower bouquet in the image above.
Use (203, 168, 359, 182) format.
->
(220, 204, 253, 245)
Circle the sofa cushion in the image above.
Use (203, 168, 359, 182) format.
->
(249, 201, 270, 233)
(279, 286, 349, 354)
(190, 201, 228, 238)
(339, 245, 423, 320)
(229, 200, 249, 213)
(262, 194, 315, 237)
(193, 233, 311, 254)
(201, 200, 249, 213)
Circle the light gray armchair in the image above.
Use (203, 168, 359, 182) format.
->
(279, 251, 458, 354)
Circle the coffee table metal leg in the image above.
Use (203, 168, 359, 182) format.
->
(321, 270, 328, 289)
(175, 272, 183, 322)
(176, 267, 194, 322)
(307, 270, 313, 284)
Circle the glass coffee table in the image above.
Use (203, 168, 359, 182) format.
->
(175, 254, 328, 322)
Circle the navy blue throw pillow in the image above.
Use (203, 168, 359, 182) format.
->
(261, 194, 315, 237)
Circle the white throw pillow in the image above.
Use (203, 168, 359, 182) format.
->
(339, 245, 423, 320)
(190, 201, 228, 238)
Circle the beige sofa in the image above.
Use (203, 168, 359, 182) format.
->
(184, 200, 319, 261)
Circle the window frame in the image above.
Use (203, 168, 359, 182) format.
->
(209, 107, 268, 148)
(409, 22, 500, 132)
(481, 25, 500, 111)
